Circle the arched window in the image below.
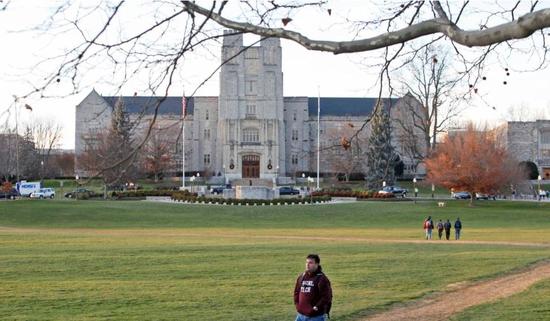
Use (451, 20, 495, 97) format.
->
(242, 128, 259, 143)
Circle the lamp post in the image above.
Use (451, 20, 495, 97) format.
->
(75, 175, 79, 201)
(307, 176, 314, 203)
(538, 175, 542, 201)
(431, 183, 435, 199)
(413, 177, 417, 204)
(190, 175, 196, 194)
(40, 160, 44, 184)
(276, 165, 279, 187)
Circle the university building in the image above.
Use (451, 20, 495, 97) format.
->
(506, 120, 550, 179)
(75, 31, 426, 183)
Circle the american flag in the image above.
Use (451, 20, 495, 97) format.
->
(182, 94, 187, 118)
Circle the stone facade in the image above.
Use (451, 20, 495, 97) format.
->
(75, 30, 426, 181)
(506, 120, 550, 179)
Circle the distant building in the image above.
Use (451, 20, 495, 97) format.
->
(75, 31, 426, 182)
(506, 120, 550, 179)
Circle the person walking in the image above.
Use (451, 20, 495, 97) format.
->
(294, 254, 333, 321)
(454, 217, 462, 240)
(444, 219, 451, 240)
(424, 216, 434, 240)
(436, 220, 444, 240)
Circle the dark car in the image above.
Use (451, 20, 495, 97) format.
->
(0, 188, 20, 200)
(475, 193, 496, 200)
(279, 186, 300, 195)
(210, 184, 232, 195)
(452, 191, 471, 199)
(64, 188, 96, 198)
(379, 186, 408, 197)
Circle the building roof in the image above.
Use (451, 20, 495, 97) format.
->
(102, 96, 195, 115)
(307, 97, 398, 117)
(100, 95, 398, 117)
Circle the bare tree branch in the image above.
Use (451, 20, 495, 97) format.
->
(184, 1, 550, 54)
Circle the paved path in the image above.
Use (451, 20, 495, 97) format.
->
(361, 260, 550, 321)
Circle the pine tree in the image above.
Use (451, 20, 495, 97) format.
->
(111, 97, 132, 142)
(365, 104, 399, 190)
(103, 97, 138, 185)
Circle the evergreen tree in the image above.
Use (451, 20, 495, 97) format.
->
(103, 97, 138, 186)
(365, 104, 399, 189)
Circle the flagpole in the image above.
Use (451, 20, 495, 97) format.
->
(181, 92, 186, 190)
(14, 97, 20, 183)
(316, 85, 320, 190)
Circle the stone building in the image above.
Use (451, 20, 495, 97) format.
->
(506, 120, 550, 180)
(75, 31, 426, 183)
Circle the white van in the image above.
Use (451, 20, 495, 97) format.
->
(16, 181, 42, 197)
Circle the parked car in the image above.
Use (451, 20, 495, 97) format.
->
(30, 188, 56, 199)
(64, 188, 96, 198)
(279, 186, 300, 195)
(475, 193, 496, 200)
(379, 186, 408, 197)
(210, 184, 232, 195)
(0, 188, 20, 200)
(452, 191, 471, 199)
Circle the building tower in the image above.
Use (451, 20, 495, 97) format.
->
(217, 31, 285, 182)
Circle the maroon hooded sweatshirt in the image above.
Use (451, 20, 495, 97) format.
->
(293, 267, 332, 317)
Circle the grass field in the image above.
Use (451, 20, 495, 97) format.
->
(1, 200, 549, 320)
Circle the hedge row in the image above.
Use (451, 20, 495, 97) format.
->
(171, 193, 332, 205)
(311, 190, 395, 199)
(112, 189, 197, 199)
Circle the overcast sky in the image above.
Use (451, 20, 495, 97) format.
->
(1, 1, 549, 149)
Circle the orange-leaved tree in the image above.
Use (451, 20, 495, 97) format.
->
(425, 124, 521, 205)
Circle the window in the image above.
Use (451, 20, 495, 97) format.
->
(204, 129, 210, 140)
(246, 104, 256, 117)
(204, 154, 211, 166)
(291, 154, 298, 165)
(293, 113, 297, 121)
(542, 131, 550, 144)
(246, 80, 257, 95)
(242, 128, 259, 143)
(292, 129, 299, 141)
(244, 48, 259, 59)
(205, 110, 209, 120)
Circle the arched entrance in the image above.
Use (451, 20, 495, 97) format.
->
(518, 161, 539, 179)
(242, 155, 260, 178)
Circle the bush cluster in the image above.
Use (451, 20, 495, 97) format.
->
(171, 193, 331, 205)
(311, 189, 395, 199)
(112, 190, 195, 199)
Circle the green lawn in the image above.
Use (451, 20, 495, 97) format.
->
(1, 200, 549, 320)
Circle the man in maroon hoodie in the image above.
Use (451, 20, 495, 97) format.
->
(293, 254, 333, 321)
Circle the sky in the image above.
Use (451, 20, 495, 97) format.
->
(1, 1, 549, 149)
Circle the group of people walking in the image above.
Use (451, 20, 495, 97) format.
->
(423, 216, 462, 240)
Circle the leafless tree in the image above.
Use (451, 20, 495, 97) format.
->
(0, 130, 17, 181)
(504, 103, 550, 121)
(24, 118, 63, 182)
(324, 124, 367, 182)
(141, 129, 172, 182)
(393, 45, 465, 169)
